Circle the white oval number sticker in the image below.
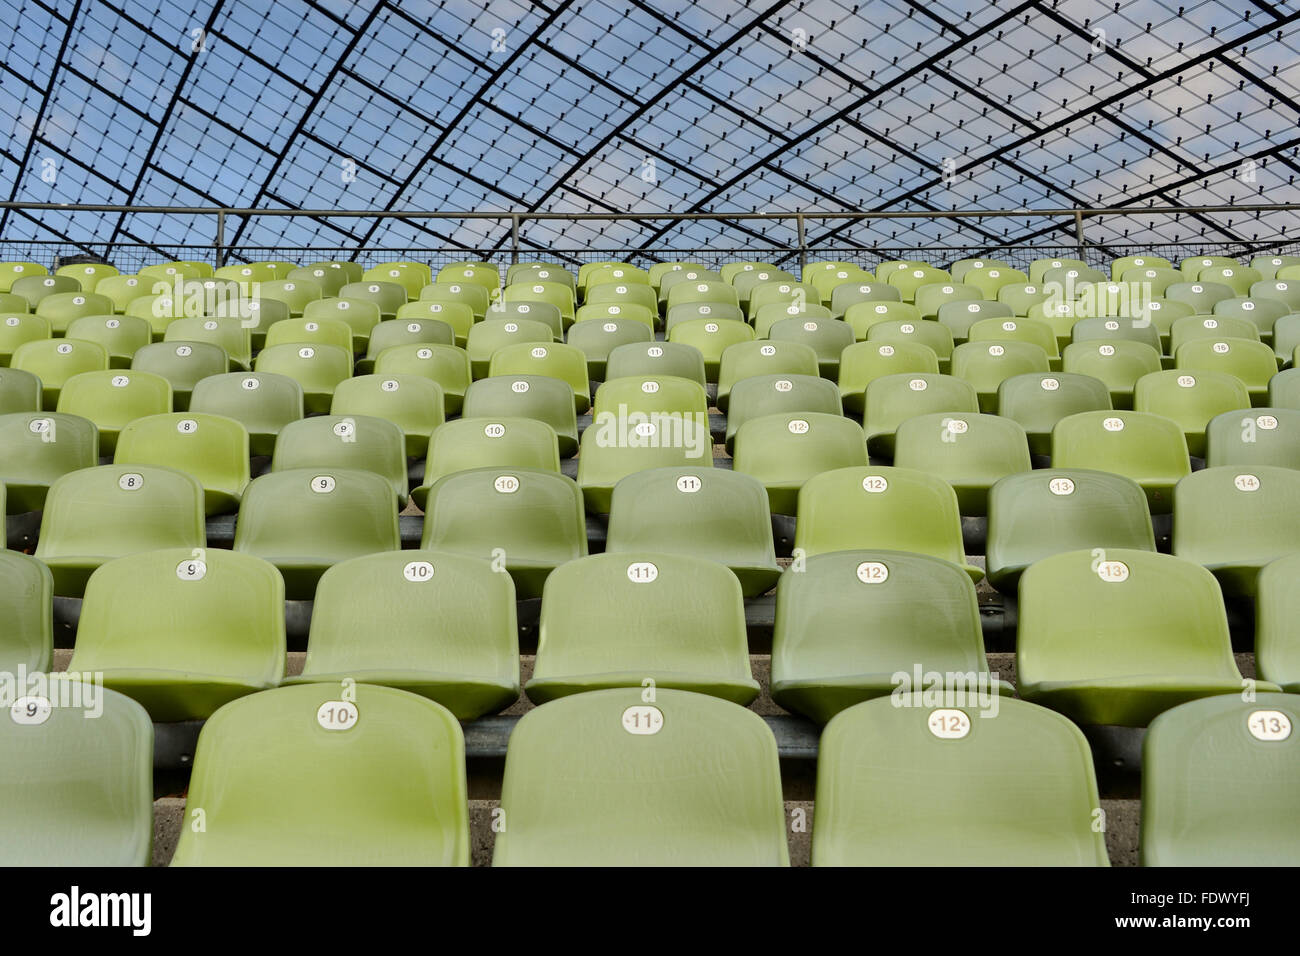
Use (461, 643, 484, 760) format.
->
(317, 700, 359, 731)
(627, 562, 658, 583)
(622, 705, 663, 735)
(928, 709, 970, 739)
(1248, 710, 1292, 741)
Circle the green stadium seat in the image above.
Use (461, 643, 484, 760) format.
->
(772, 551, 1005, 724)
(937, 299, 1013, 342)
(1169, 316, 1260, 357)
(665, 278, 739, 312)
(508, 263, 575, 291)
(893, 412, 1032, 515)
(592, 375, 708, 424)
(1069, 315, 1161, 353)
(34, 464, 206, 596)
(843, 300, 922, 339)
(1172, 464, 1300, 595)
(34, 291, 114, 334)
(651, 261, 713, 287)
(114, 412, 249, 515)
(253, 343, 353, 413)
(733, 269, 797, 311)
(1251, 277, 1300, 312)
(951, 258, 1010, 282)
(420, 467, 585, 599)
(0, 684, 152, 866)
(1112, 254, 1172, 280)
(667, 317, 755, 381)
(732, 411, 868, 515)
(413, 417, 561, 510)
(0, 312, 50, 364)
(914, 281, 981, 320)
(10, 274, 80, 311)
(997, 371, 1112, 455)
(67, 548, 283, 720)
(1213, 296, 1288, 340)
(753, 301, 832, 338)
(1269, 367, 1300, 408)
(86, 274, 148, 313)
(438, 261, 499, 296)
(263, 317, 354, 356)
(768, 316, 855, 376)
(421, 280, 490, 319)
(233, 468, 400, 599)
(55, 263, 118, 291)
(886, 265, 950, 303)
(1018, 549, 1260, 726)
(0, 366, 42, 414)
(586, 263, 649, 293)
(214, 262, 281, 288)
(605, 467, 780, 597)
(1051, 409, 1190, 513)
(573, 301, 655, 334)
(339, 280, 407, 320)
(1197, 265, 1261, 296)
(838, 340, 939, 414)
(329, 374, 444, 459)
(0, 262, 47, 291)
(493, 687, 785, 866)
(303, 297, 382, 350)
(575, 414, 712, 514)
(466, 317, 554, 378)
(171, 683, 468, 866)
(793, 465, 981, 581)
(1257, 553, 1300, 692)
(1252, 255, 1300, 280)
(487, 341, 589, 413)
(258, 278, 323, 318)
(162, 317, 252, 370)
(505, 281, 576, 328)
(287, 265, 347, 298)
(55, 370, 171, 455)
(1134, 368, 1251, 456)
(272, 413, 408, 508)
(866, 318, 954, 372)
(567, 318, 655, 380)
(963, 265, 1028, 300)
(725, 372, 842, 454)
(812, 695, 1109, 866)
(0, 551, 53, 672)
(998, 282, 1053, 318)
(1118, 266, 1183, 299)
(461, 375, 577, 457)
(1173, 337, 1277, 404)
(527, 552, 757, 705)
(212, 296, 290, 349)
(1165, 280, 1236, 315)
(187, 372, 302, 458)
(286, 551, 519, 718)
(362, 262, 430, 299)
(862, 372, 980, 457)
(721, 260, 783, 283)
(355, 318, 455, 375)
(967, 316, 1060, 367)
(130, 341, 229, 410)
(718, 340, 820, 412)
(985, 469, 1154, 594)
(1140, 692, 1300, 865)
(1205, 408, 1300, 469)
(1061, 340, 1163, 408)
(396, 300, 476, 346)
(11, 338, 110, 408)
(949, 340, 1051, 412)
(1041, 264, 1106, 289)
(665, 301, 745, 333)
(830, 280, 901, 318)
(0, 411, 98, 513)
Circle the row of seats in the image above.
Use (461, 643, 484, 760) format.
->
(3, 683, 1294, 865)
(5, 539, 1298, 726)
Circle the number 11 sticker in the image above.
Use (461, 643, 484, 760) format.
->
(622, 705, 663, 735)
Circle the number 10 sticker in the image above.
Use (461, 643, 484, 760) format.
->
(317, 701, 359, 731)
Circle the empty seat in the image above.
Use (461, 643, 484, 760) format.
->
(272, 414, 409, 508)
(1253, 277, 1300, 312)
(35, 291, 115, 334)
(171, 683, 468, 866)
(330, 374, 445, 458)
(1061, 340, 1163, 408)
(363, 262, 430, 299)
(718, 340, 820, 412)
(768, 316, 855, 376)
(1205, 408, 1300, 469)
(264, 316, 354, 355)
(667, 318, 755, 382)
(85, 274, 147, 313)
(285, 551, 519, 719)
(212, 296, 290, 348)
(1169, 315, 1260, 356)
(793, 465, 981, 581)
(65, 314, 152, 367)
(339, 280, 407, 320)
(1029, 257, 1089, 284)
(812, 695, 1109, 866)
(466, 318, 553, 378)
(914, 282, 980, 321)
(605, 467, 780, 597)
(743, 277, 814, 316)
(253, 343, 352, 414)
(1018, 549, 1261, 726)
(1069, 315, 1162, 353)
(491, 298, 566, 336)
(259, 278, 323, 318)
(863, 371, 980, 456)
(34, 464, 206, 596)
(356, 319, 455, 376)
(1140, 692, 1300, 866)
(732, 411, 867, 515)
(303, 297, 382, 349)
(1269, 367, 1300, 408)
(0, 551, 53, 672)
(493, 687, 786, 866)
(591, 375, 708, 424)
(55, 370, 171, 455)
(421, 279, 490, 319)
(566, 318, 654, 380)
(837, 340, 939, 415)
(843, 300, 922, 339)
(461, 374, 578, 457)
(985, 469, 1155, 593)
(725, 372, 842, 454)
(950, 340, 1051, 412)
(232, 468, 400, 599)
(1051, 410, 1190, 513)
(10, 274, 80, 310)
(528, 552, 757, 705)
(0, 411, 98, 513)
(1257, 553, 1300, 692)
(67, 548, 283, 720)
(0, 312, 50, 365)
(753, 301, 833, 338)
(130, 341, 229, 411)
(1112, 254, 1172, 279)
(1172, 465, 1300, 595)
(893, 412, 1032, 515)
(865, 318, 954, 371)
(487, 341, 589, 412)
(506, 281, 576, 328)
(420, 467, 586, 599)
(0, 366, 42, 414)
(664, 301, 745, 334)
(604, 341, 706, 386)
(0, 684, 152, 866)
(413, 416, 559, 509)
(188, 372, 303, 458)
(114, 412, 249, 515)
(1174, 337, 1278, 403)
(1166, 280, 1235, 314)
(997, 371, 1112, 455)
(396, 300, 476, 346)
(288, 265, 348, 298)
(772, 551, 1006, 724)
(576, 394, 714, 510)
(998, 282, 1054, 318)
(1134, 368, 1251, 457)
(162, 317, 251, 370)
(937, 300, 1013, 342)
(11, 338, 109, 408)
(885, 265, 950, 302)
(963, 265, 1028, 300)
(0, 261, 48, 292)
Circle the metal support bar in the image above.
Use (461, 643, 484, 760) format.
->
(796, 212, 807, 272)
(215, 209, 226, 268)
(510, 214, 520, 265)
(1074, 209, 1087, 262)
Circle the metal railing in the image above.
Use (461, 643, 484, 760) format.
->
(2, 201, 1297, 272)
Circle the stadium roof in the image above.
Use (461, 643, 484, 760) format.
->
(3, 0, 1300, 258)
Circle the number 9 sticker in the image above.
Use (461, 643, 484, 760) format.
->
(11, 696, 51, 725)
